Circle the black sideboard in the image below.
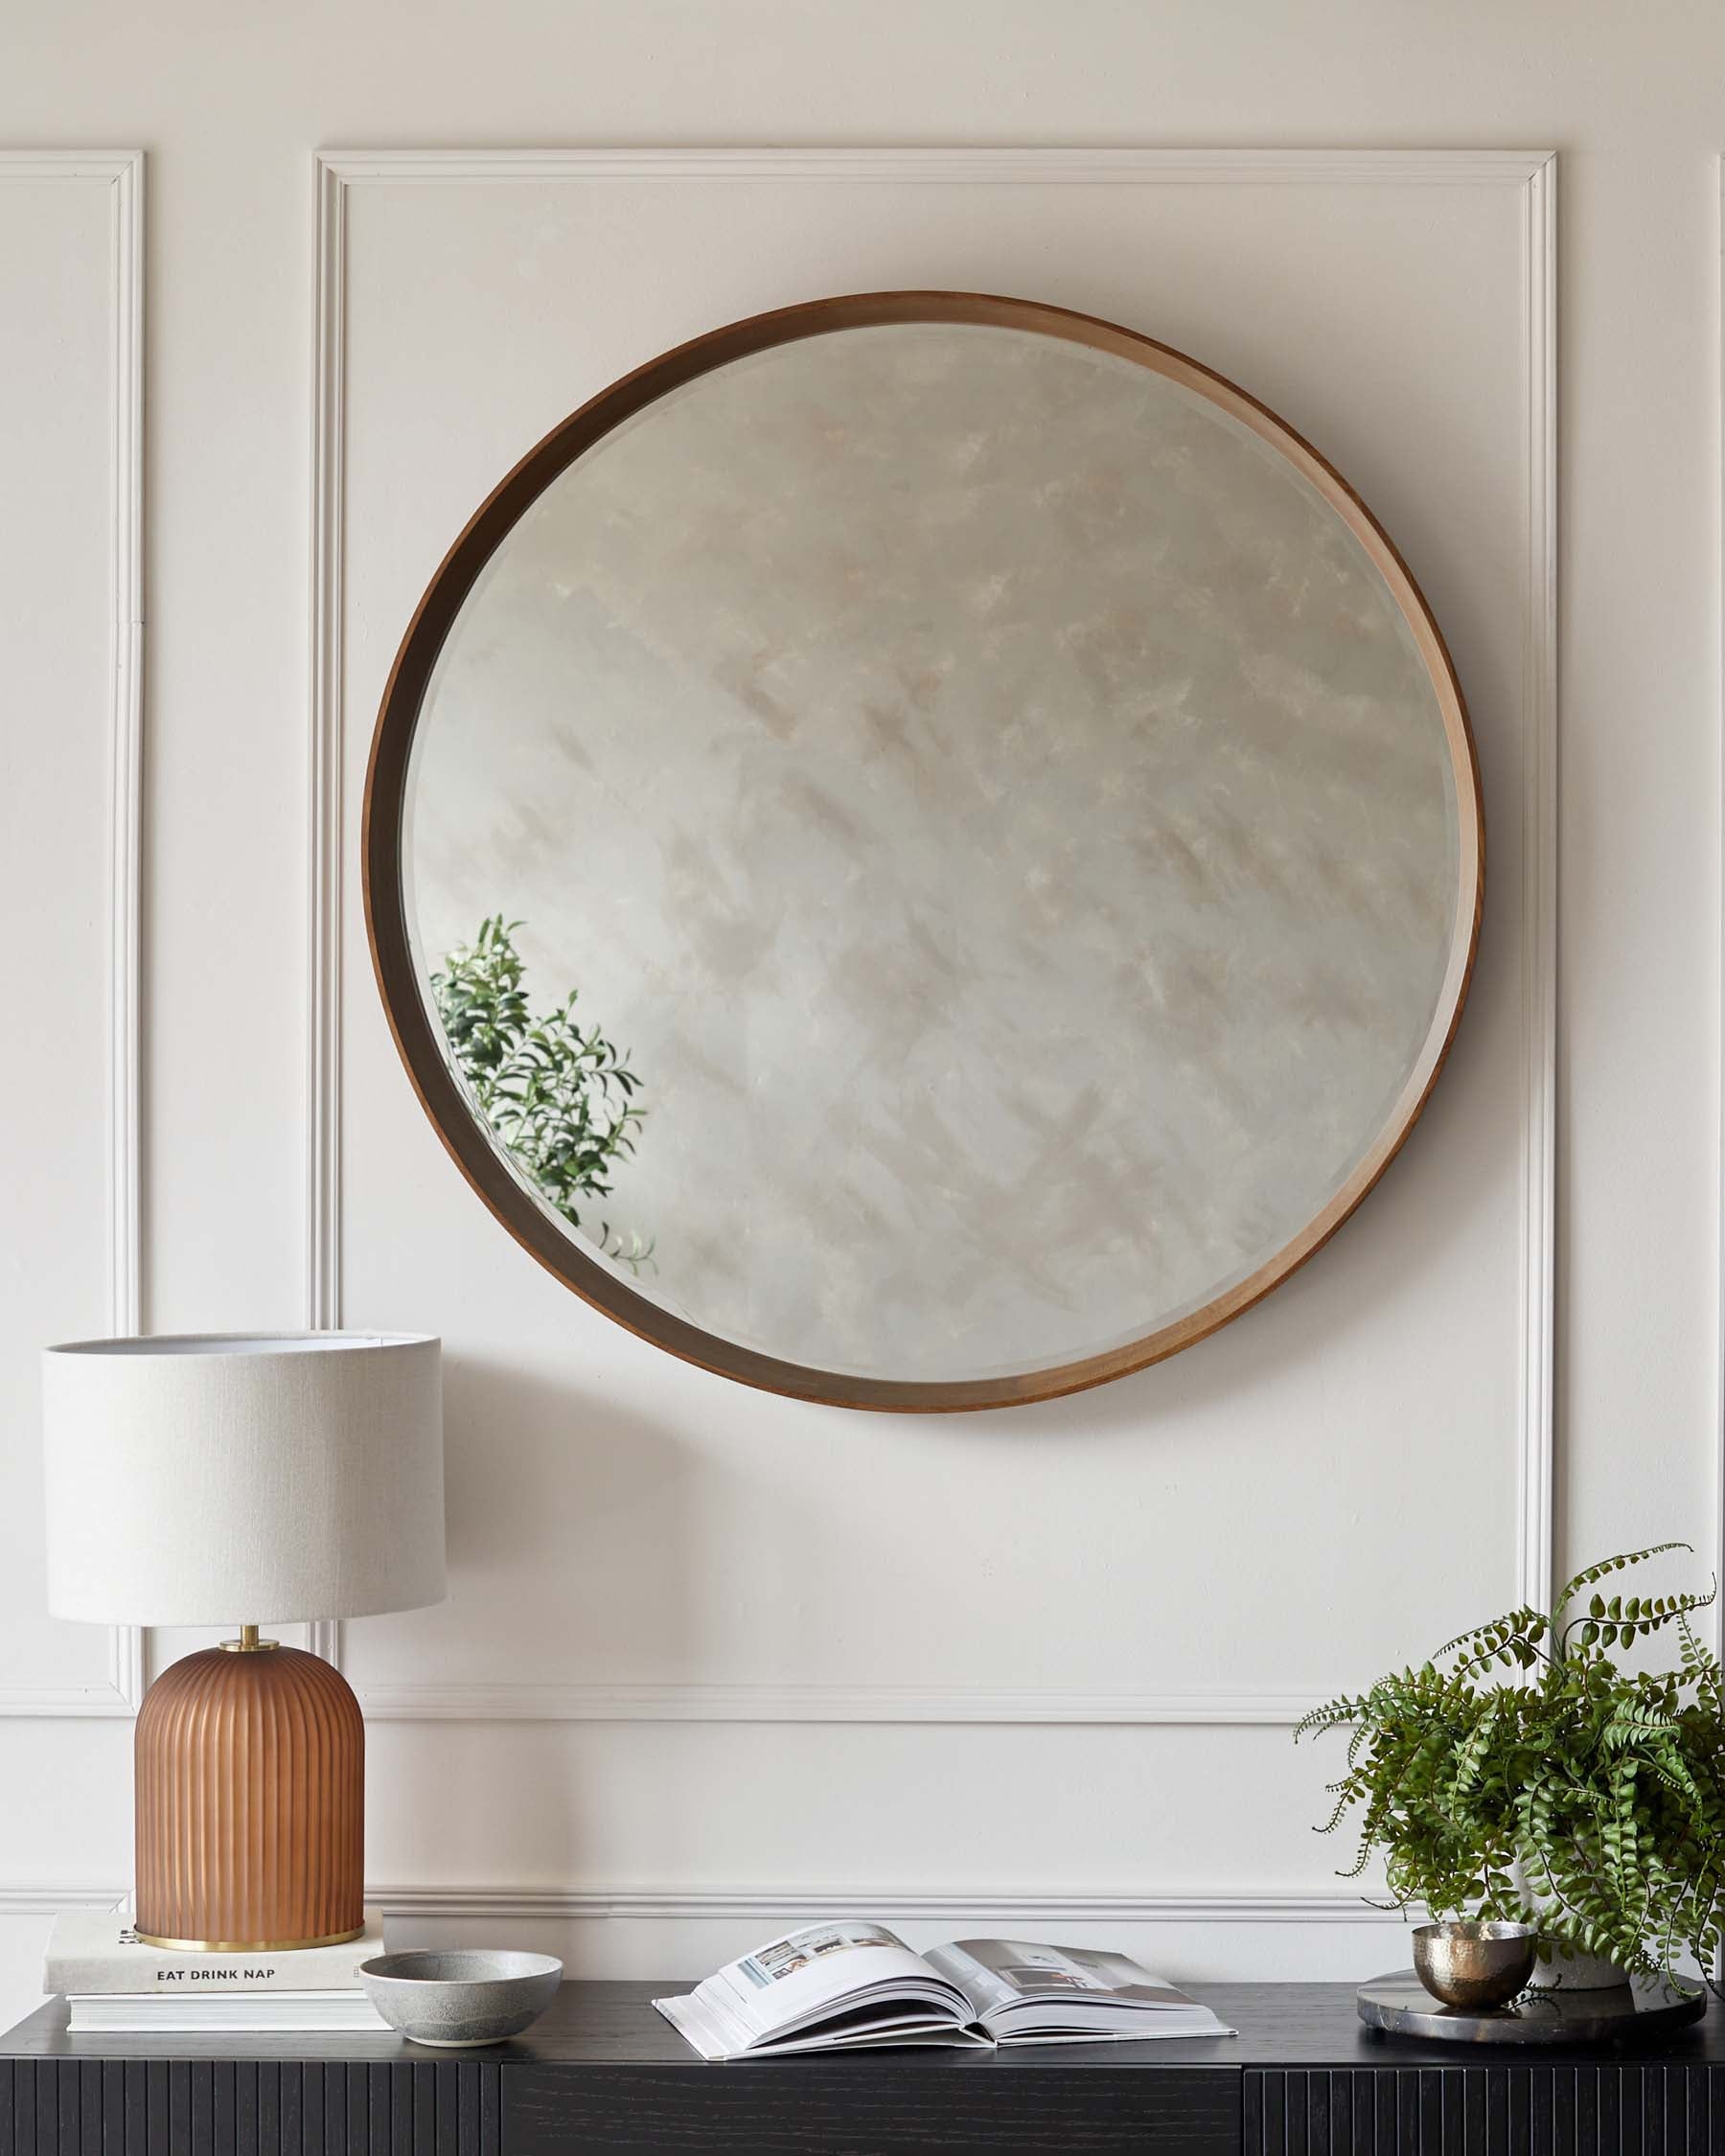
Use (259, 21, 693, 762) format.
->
(4, 1979, 1721, 2153)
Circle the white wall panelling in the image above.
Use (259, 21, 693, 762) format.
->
(12, 0, 1725, 2036)
(1716, 152, 1725, 1676)
(311, 148, 1556, 1728)
(0, 127, 1572, 2028)
(380, 1880, 1405, 1982)
(0, 1888, 124, 1920)
(0, 149, 144, 1720)
(1718, 154, 1725, 1668)
(0, 1877, 1404, 1990)
(338, 1682, 1355, 1725)
(0, 1878, 1400, 1927)
(1517, 153, 1558, 1622)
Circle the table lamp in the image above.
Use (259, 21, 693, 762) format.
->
(42, 1332, 445, 1951)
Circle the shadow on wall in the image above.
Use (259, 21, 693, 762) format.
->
(439, 1354, 700, 1673)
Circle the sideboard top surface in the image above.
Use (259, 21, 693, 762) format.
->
(4, 1980, 1720, 2069)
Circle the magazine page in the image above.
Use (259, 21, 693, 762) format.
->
(920, 1941, 1018, 2019)
(655, 1920, 979, 2060)
(923, 1940, 1234, 2044)
(935, 1939, 1197, 2007)
(657, 1991, 990, 2061)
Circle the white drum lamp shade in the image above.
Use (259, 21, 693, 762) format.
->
(42, 1331, 446, 1625)
(40, 1331, 446, 1951)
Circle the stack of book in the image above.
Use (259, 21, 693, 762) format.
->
(45, 1909, 391, 2032)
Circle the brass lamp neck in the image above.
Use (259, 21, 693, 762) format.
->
(219, 1624, 279, 1653)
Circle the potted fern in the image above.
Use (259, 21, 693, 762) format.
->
(1298, 1544, 1725, 1995)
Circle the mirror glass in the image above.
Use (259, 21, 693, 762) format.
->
(386, 303, 1479, 1403)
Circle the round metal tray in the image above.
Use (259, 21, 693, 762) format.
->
(1357, 1971, 1706, 2046)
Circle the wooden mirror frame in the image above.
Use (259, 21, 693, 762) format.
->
(363, 290, 1484, 1413)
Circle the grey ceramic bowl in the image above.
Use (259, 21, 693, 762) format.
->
(358, 1950, 563, 2048)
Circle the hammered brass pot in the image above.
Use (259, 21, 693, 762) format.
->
(1412, 1921, 1540, 2009)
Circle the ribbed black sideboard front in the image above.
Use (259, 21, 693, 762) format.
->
(3, 2058, 500, 2156)
(1245, 2058, 1718, 2154)
(4, 1982, 1721, 2154)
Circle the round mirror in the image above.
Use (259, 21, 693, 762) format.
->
(366, 292, 1481, 1411)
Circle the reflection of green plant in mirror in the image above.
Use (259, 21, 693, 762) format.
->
(1297, 1543, 1725, 1995)
(431, 915, 654, 1271)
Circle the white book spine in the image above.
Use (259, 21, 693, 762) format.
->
(49, 1950, 370, 1996)
(68, 2009, 390, 2033)
(44, 1910, 384, 1996)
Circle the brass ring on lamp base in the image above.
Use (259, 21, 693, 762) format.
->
(132, 1924, 367, 1952)
(219, 1624, 279, 1653)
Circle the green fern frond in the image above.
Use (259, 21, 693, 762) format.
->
(1553, 1544, 1690, 1620)
(1300, 1542, 1725, 1991)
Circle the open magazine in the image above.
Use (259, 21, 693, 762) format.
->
(654, 1923, 1236, 2059)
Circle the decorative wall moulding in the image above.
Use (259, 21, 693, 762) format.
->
(0, 1886, 125, 1918)
(349, 1683, 1334, 1727)
(0, 1880, 1402, 1928)
(378, 1882, 1407, 1929)
(1717, 160, 1725, 1663)
(309, 147, 1556, 1717)
(0, 1625, 144, 1722)
(0, 149, 145, 1721)
(312, 147, 1556, 188)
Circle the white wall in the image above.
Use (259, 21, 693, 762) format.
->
(0, 0, 1720, 2030)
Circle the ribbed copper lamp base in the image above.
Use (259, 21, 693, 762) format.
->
(133, 1641, 364, 1950)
